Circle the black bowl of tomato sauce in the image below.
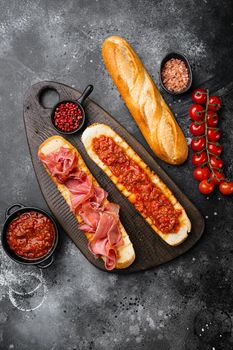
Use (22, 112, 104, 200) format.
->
(1, 204, 59, 268)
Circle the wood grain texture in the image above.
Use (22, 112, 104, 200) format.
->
(23, 81, 205, 273)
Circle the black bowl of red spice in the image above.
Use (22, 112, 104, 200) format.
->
(1, 203, 59, 268)
(160, 52, 192, 95)
(51, 84, 93, 134)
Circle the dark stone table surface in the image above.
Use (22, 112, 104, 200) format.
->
(0, 1, 233, 349)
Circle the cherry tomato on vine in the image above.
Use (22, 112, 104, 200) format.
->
(207, 111, 219, 127)
(199, 179, 215, 194)
(189, 105, 205, 121)
(190, 122, 205, 136)
(193, 166, 210, 181)
(207, 128, 221, 142)
(208, 96, 222, 111)
(209, 170, 225, 185)
(210, 155, 223, 169)
(192, 152, 208, 166)
(191, 137, 206, 152)
(208, 143, 223, 156)
(192, 88, 207, 105)
(219, 181, 233, 195)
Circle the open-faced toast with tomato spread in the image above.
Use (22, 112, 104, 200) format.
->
(82, 124, 191, 246)
(38, 135, 135, 270)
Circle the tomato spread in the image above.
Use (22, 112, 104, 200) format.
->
(92, 136, 181, 233)
(7, 211, 55, 260)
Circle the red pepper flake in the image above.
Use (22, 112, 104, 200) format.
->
(53, 102, 83, 132)
(161, 58, 189, 93)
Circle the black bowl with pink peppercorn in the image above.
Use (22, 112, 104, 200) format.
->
(51, 84, 93, 135)
(160, 52, 192, 95)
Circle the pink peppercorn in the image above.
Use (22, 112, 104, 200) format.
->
(53, 102, 83, 132)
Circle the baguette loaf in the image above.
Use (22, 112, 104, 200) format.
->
(38, 136, 135, 269)
(82, 124, 191, 246)
(102, 36, 188, 165)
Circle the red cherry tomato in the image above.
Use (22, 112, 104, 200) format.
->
(210, 155, 223, 169)
(192, 88, 207, 105)
(219, 181, 233, 195)
(209, 170, 225, 185)
(191, 137, 206, 152)
(208, 143, 223, 156)
(207, 128, 221, 142)
(199, 179, 215, 194)
(190, 122, 205, 136)
(193, 166, 210, 181)
(208, 96, 222, 111)
(189, 105, 205, 121)
(192, 152, 208, 166)
(207, 111, 219, 127)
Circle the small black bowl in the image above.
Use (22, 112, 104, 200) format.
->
(1, 203, 59, 268)
(159, 52, 192, 95)
(51, 84, 93, 135)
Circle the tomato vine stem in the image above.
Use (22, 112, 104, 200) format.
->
(204, 90, 222, 182)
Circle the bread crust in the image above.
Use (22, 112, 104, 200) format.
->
(102, 36, 188, 165)
(38, 135, 135, 269)
(82, 124, 191, 246)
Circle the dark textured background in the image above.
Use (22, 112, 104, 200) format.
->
(0, 1, 233, 349)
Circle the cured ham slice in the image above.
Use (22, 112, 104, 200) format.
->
(88, 209, 123, 270)
(39, 145, 123, 270)
(92, 186, 107, 206)
(65, 171, 94, 211)
(39, 147, 77, 183)
(65, 171, 107, 213)
(79, 202, 102, 233)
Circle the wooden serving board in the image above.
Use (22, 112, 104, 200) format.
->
(23, 81, 205, 273)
